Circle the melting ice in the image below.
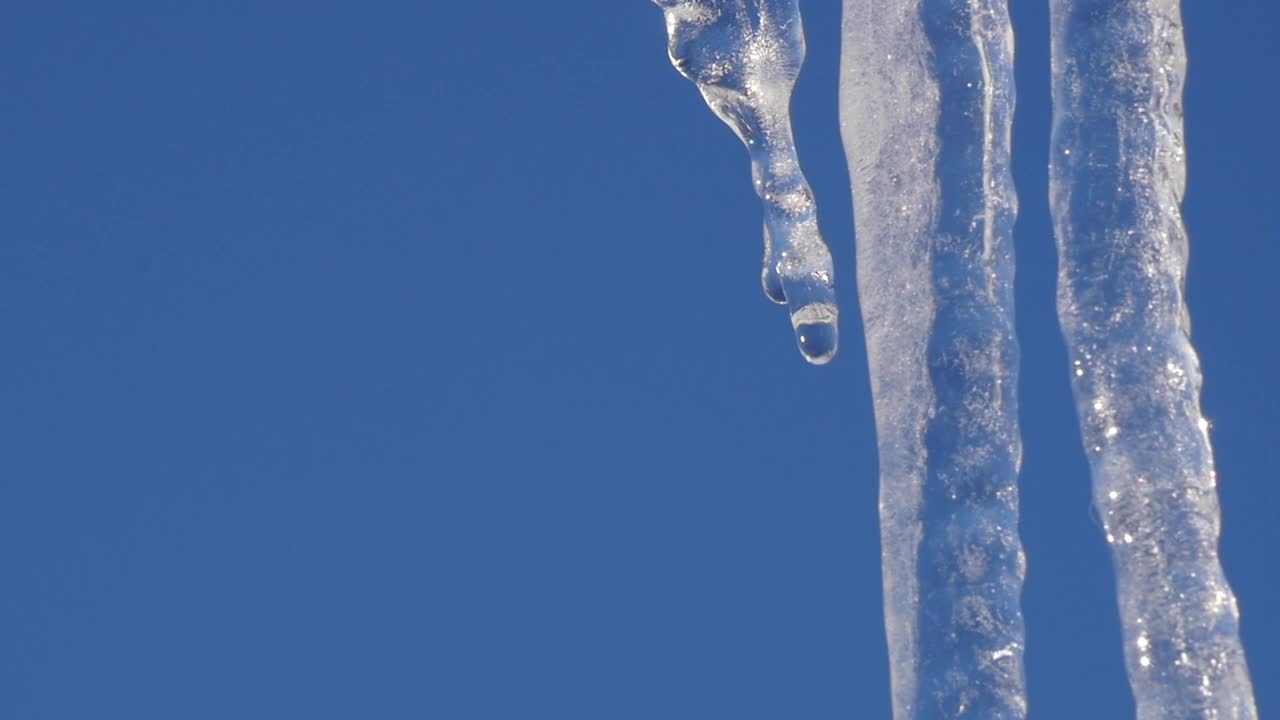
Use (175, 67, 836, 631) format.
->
(653, 0, 838, 364)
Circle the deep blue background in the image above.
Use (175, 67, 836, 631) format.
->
(2, 2, 1275, 718)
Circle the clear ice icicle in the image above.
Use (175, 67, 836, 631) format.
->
(653, 0, 838, 365)
(1049, 2, 1257, 717)
(840, 1, 1027, 717)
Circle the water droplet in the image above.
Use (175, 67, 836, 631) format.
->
(791, 303, 838, 365)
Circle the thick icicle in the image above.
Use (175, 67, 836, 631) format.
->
(840, 2, 1026, 717)
(653, 0, 838, 364)
(1049, 2, 1257, 717)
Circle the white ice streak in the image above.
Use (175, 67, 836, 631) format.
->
(654, 0, 839, 364)
(840, 2, 1026, 717)
(1049, 2, 1257, 718)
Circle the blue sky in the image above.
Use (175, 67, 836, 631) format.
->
(2, 2, 1276, 718)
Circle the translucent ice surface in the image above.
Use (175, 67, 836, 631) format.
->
(840, 2, 1026, 717)
(653, 0, 838, 364)
(1049, 2, 1257, 717)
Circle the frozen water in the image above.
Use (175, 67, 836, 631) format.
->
(649, 1, 1257, 716)
(840, 1, 1026, 717)
(653, 0, 838, 364)
(1049, 1, 1257, 717)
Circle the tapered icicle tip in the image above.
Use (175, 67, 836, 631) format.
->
(762, 265, 788, 305)
(790, 302, 838, 365)
(761, 222, 788, 305)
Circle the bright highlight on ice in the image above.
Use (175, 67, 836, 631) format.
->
(653, 0, 839, 365)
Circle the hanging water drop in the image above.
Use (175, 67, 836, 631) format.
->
(791, 302, 838, 365)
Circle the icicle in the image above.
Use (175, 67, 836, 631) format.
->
(840, 2, 1027, 717)
(654, 0, 838, 364)
(1049, 2, 1257, 717)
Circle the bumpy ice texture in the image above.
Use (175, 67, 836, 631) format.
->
(1049, 1, 1257, 717)
(654, 0, 839, 364)
(840, 2, 1027, 717)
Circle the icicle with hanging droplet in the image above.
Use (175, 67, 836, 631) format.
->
(653, 0, 838, 364)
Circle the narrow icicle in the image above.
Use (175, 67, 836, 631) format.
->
(1049, 2, 1257, 717)
(840, 2, 1026, 717)
(653, 0, 838, 364)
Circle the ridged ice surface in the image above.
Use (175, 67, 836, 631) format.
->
(1049, 2, 1257, 718)
(840, 2, 1026, 717)
(653, 0, 838, 364)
